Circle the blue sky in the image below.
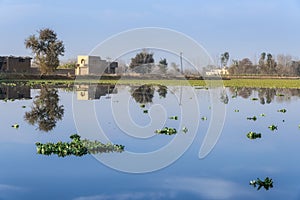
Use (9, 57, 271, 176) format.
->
(1, 0, 300, 62)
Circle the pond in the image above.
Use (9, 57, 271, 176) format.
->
(1, 82, 300, 200)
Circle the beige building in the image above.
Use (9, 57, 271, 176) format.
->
(0, 56, 31, 73)
(76, 55, 118, 75)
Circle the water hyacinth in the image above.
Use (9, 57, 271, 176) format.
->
(250, 177, 273, 190)
(182, 126, 188, 133)
(247, 116, 257, 121)
(268, 125, 278, 131)
(277, 109, 287, 113)
(169, 116, 178, 120)
(155, 127, 177, 135)
(35, 134, 125, 157)
(251, 98, 259, 101)
(247, 132, 261, 139)
(11, 124, 19, 129)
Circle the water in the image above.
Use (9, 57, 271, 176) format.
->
(1, 83, 300, 200)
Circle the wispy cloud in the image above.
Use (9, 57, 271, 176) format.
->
(73, 191, 176, 200)
(163, 176, 253, 200)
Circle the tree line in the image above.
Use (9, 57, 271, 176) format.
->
(24, 28, 300, 76)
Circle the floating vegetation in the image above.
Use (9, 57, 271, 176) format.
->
(22, 105, 26, 108)
(11, 124, 19, 129)
(234, 109, 239, 112)
(140, 104, 145, 108)
(35, 134, 125, 157)
(169, 116, 178, 120)
(182, 126, 188, 133)
(201, 116, 207, 121)
(277, 108, 287, 113)
(250, 177, 273, 191)
(143, 110, 148, 114)
(260, 113, 266, 117)
(251, 98, 259, 101)
(155, 127, 177, 135)
(247, 116, 257, 121)
(247, 132, 261, 139)
(268, 125, 278, 131)
(276, 93, 285, 97)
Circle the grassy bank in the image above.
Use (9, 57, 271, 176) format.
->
(1, 78, 300, 88)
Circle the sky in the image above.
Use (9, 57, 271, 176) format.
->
(1, 0, 300, 63)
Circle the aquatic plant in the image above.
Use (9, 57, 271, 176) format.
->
(22, 105, 26, 108)
(35, 134, 125, 157)
(247, 132, 261, 139)
(260, 113, 266, 117)
(276, 93, 284, 96)
(201, 116, 207, 121)
(250, 177, 273, 190)
(140, 104, 145, 108)
(155, 127, 177, 135)
(268, 125, 278, 131)
(234, 109, 239, 112)
(277, 108, 287, 113)
(247, 116, 257, 121)
(182, 126, 188, 133)
(11, 124, 19, 129)
(251, 97, 258, 101)
(143, 110, 148, 114)
(169, 116, 178, 120)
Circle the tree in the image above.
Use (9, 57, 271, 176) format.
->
(25, 28, 65, 74)
(220, 52, 230, 67)
(266, 53, 277, 74)
(24, 86, 64, 132)
(158, 58, 168, 74)
(129, 51, 154, 74)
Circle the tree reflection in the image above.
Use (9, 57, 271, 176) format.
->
(157, 85, 168, 98)
(228, 87, 300, 104)
(24, 86, 64, 132)
(131, 84, 155, 104)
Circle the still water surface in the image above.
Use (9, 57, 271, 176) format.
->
(1, 83, 300, 200)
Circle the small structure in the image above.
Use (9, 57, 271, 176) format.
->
(0, 84, 31, 100)
(0, 56, 32, 73)
(206, 67, 229, 76)
(75, 55, 118, 75)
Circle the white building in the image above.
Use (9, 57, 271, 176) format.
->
(205, 67, 229, 76)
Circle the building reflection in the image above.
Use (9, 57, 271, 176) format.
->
(75, 84, 117, 100)
(0, 84, 31, 100)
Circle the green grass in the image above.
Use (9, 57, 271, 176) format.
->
(1, 78, 300, 88)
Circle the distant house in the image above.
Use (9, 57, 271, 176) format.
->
(0, 56, 32, 73)
(206, 67, 229, 76)
(75, 55, 118, 75)
(0, 84, 31, 100)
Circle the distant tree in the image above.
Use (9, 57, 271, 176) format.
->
(24, 86, 64, 132)
(170, 62, 180, 73)
(58, 61, 76, 69)
(158, 58, 168, 74)
(239, 58, 255, 74)
(25, 28, 65, 74)
(258, 52, 266, 73)
(129, 51, 154, 74)
(220, 52, 230, 67)
(266, 53, 277, 74)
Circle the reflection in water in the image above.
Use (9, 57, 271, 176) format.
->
(157, 85, 168, 98)
(228, 87, 300, 104)
(130, 84, 168, 104)
(220, 89, 229, 104)
(75, 84, 117, 100)
(24, 86, 64, 132)
(131, 84, 155, 104)
(0, 83, 31, 100)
